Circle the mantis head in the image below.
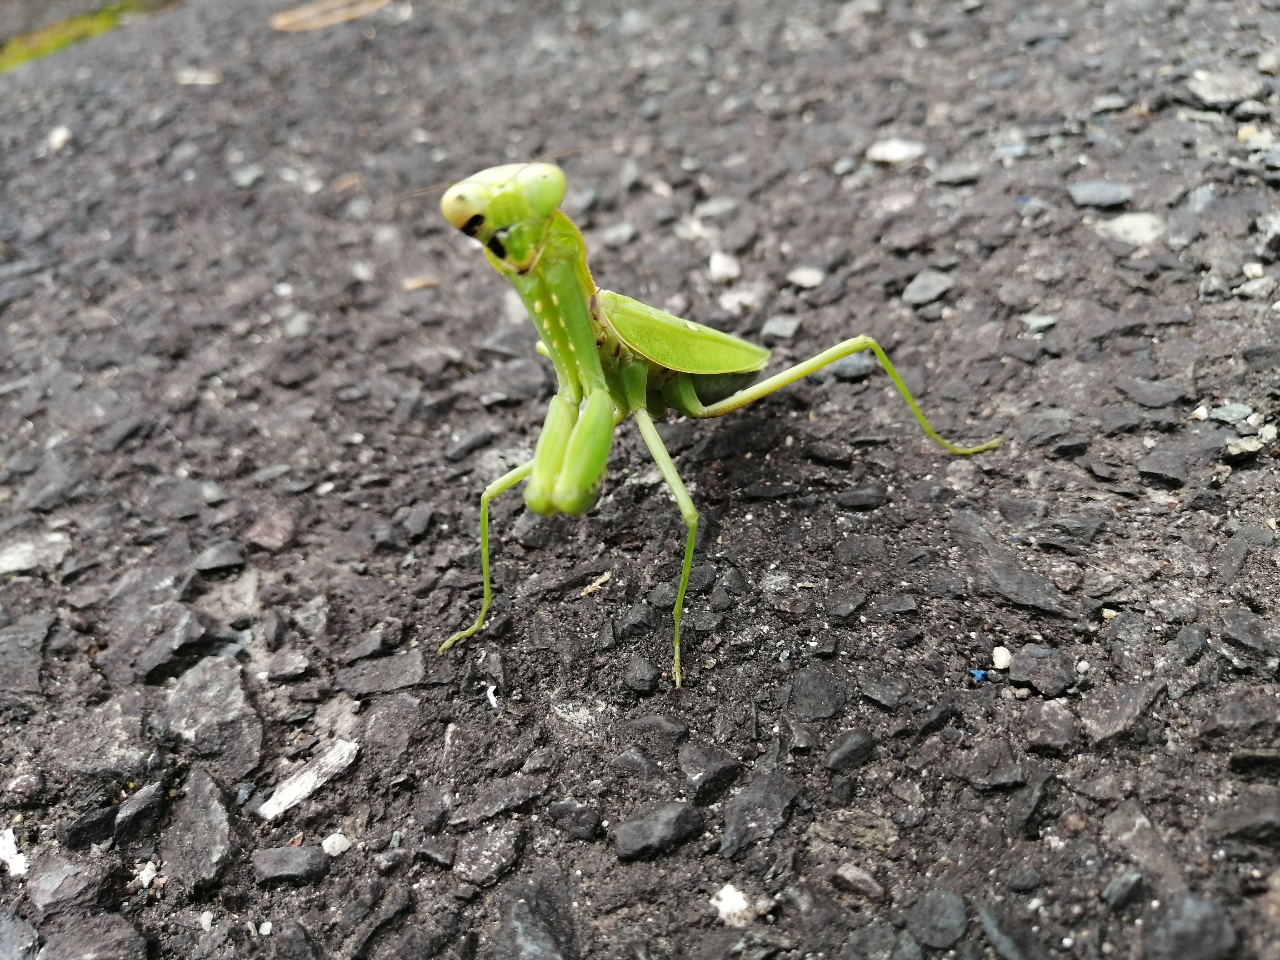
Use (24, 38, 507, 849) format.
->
(440, 163, 566, 272)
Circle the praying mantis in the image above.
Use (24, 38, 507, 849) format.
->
(436, 162, 1001, 686)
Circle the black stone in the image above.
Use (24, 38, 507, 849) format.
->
(619, 602, 655, 639)
(719, 769, 801, 858)
(791, 665, 844, 719)
(824, 728, 875, 772)
(548, 798, 601, 840)
(496, 866, 578, 960)
(610, 801, 704, 860)
(827, 588, 867, 621)
(1006, 869, 1043, 893)
(252, 846, 329, 884)
(623, 655, 661, 694)
(677, 741, 741, 804)
(608, 747, 667, 781)
(61, 804, 119, 848)
(0, 613, 53, 695)
(836, 482, 889, 510)
(1205, 790, 1280, 843)
(1220, 608, 1279, 657)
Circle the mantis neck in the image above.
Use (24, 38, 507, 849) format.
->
(495, 211, 611, 408)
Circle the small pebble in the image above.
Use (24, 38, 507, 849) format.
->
(1095, 213, 1165, 247)
(786, 266, 826, 288)
(991, 646, 1012, 670)
(321, 833, 352, 856)
(708, 251, 741, 283)
(866, 138, 926, 164)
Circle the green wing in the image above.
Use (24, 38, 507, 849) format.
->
(597, 290, 770, 375)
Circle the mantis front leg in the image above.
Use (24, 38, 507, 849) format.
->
(439, 459, 534, 652)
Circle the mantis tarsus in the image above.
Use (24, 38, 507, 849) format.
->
(436, 162, 1001, 687)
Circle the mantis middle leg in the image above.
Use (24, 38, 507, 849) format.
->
(439, 459, 535, 652)
(664, 335, 1003, 456)
(622, 362, 697, 687)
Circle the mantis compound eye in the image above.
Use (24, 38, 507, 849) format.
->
(517, 163, 566, 219)
(440, 185, 485, 234)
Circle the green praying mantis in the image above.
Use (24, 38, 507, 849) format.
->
(435, 162, 1001, 686)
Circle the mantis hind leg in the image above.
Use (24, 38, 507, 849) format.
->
(665, 336, 1002, 456)
(439, 459, 535, 653)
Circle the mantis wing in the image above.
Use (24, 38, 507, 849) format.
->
(596, 290, 770, 375)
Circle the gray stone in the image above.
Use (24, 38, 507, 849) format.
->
(830, 353, 878, 382)
(1008, 644, 1075, 697)
(193, 540, 244, 572)
(1101, 869, 1145, 910)
(790, 665, 844, 719)
(934, 160, 984, 185)
(496, 866, 578, 960)
(677, 741, 741, 804)
(453, 821, 523, 886)
(1137, 451, 1187, 488)
(949, 512, 1076, 618)
(161, 767, 232, 892)
(361, 693, 420, 768)
(1220, 609, 1280, 657)
(620, 713, 690, 751)
(611, 801, 704, 860)
(1078, 681, 1165, 743)
(902, 269, 955, 305)
(720, 769, 801, 858)
(252, 846, 330, 884)
(1116, 378, 1189, 409)
(1186, 70, 1265, 108)
(1204, 788, 1280, 843)
(978, 906, 1052, 960)
(0, 910, 37, 960)
(33, 915, 147, 960)
(335, 650, 425, 695)
(1144, 894, 1237, 960)
(267, 647, 310, 681)
(1024, 701, 1078, 754)
(907, 889, 968, 948)
(450, 775, 548, 828)
(1068, 180, 1132, 207)
(859, 669, 909, 709)
(0, 613, 53, 694)
(1102, 800, 1186, 895)
(114, 781, 164, 840)
(27, 854, 109, 915)
(57, 694, 150, 780)
(155, 657, 262, 780)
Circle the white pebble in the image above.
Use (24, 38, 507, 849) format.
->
(47, 125, 73, 153)
(322, 833, 352, 856)
(786, 266, 826, 289)
(1076, 660, 1090, 675)
(707, 251, 741, 283)
(710, 883, 753, 927)
(200, 911, 214, 932)
(991, 646, 1012, 670)
(866, 138, 926, 164)
(260, 922, 273, 936)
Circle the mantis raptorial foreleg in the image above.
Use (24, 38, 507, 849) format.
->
(439, 459, 534, 652)
(659, 335, 1002, 456)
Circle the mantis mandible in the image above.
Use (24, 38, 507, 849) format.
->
(436, 162, 1001, 686)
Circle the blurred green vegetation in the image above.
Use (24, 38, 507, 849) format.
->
(0, 1, 174, 73)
